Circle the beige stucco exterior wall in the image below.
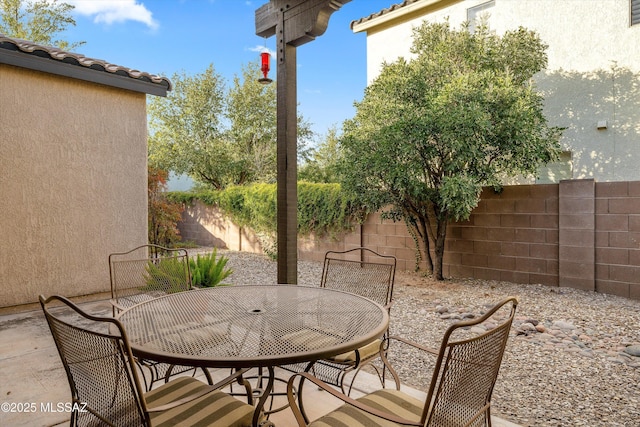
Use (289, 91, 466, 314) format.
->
(0, 64, 148, 308)
(356, 0, 640, 183)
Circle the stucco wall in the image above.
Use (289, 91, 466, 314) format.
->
(0, 64, 148, 308)
(358, 0, 640, 183)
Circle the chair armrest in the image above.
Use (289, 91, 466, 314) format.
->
(380, 335, 439, 391)
(286, 372, 423, 426)
(110, 299, 127, 314)
(210, 367, 251, 390)
(387, 335, 438, 356)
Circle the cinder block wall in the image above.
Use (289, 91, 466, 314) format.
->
(444, 183, 560, 286)
(177, 179, 640, 300)
(595, 181, 640, 299)
(179, 201, 263, 254)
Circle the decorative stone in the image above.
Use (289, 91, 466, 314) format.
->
(519, 322, 537, 331)
(552, 320, 575, 330)
(436, 305, 448, 314)
(623, 345, 640, 357)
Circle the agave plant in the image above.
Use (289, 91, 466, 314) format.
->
(189, 250, 233, 288)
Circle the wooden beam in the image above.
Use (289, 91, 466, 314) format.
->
(276, 40, 298, 284)
(255, 0, 351, 284)
(256, 0, 350, 45)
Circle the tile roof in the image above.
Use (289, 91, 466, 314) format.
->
(0, 33, 171, 91)
(350, 0, 422, 29)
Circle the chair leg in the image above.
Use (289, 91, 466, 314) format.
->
(200, 367, 213, 385)
(297, 361, 316, 425)
(345, 363, 386, 396)
(380, 349, 401, 391)
(135, 359, 153, 392)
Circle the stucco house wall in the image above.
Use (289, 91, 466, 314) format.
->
(353, 0, 640, 183)
(0, 35, 170, 308)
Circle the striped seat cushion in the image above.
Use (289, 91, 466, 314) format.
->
(146, 377, 255, 427)
(278, 328, 342, 351)
(309, 389, 424, 427)
(327, 339, 382, 363)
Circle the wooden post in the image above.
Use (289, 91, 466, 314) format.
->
(256, 0, 350, 284)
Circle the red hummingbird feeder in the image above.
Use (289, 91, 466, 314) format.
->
(258, 51, 273, 84)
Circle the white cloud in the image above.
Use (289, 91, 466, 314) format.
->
(68, 0, 159, 30)
(248, 44, 276, 56)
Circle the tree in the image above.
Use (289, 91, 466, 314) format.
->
(148, 167, 183, 246)
(339, 21, 563, 280)
(299, 125, 343, 183)
(226, 61, 278, 184)
(148, 64, 231, 189)
(149, 61, 314, 189)
(0, 0, 84, 50)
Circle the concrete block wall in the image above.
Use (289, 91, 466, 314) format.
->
(595, 181, 640, 299)
(298, 228, 362, 263)
(178, 201, 263, 254)
(360, 212, 421, 272)
(559, 180, 595, 291)
(177, 180, 640, 300)
(444, 183, 560, 286)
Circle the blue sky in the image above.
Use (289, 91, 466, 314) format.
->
(62, 0, 395, 140)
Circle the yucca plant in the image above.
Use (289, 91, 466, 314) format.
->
(190, 250, 233, 288)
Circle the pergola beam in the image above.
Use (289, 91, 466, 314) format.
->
(255, 0, 350, 284)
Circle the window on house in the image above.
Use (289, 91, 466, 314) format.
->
(467, 0, 495, 32)
(632, 0, 640, 26)
(536, 151, 572, 184)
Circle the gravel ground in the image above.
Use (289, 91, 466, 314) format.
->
(198, 248, 640, 427)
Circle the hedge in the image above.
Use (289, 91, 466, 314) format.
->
(168, 181, 365, 239)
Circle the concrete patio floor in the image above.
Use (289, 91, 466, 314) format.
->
(0, 298, 520, 427)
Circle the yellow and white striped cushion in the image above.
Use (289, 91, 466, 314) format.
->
(146, 377, 255, 427)
(310, 389, 424, 427)
(328, 339, 382, 363)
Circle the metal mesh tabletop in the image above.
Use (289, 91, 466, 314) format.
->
(116, 285, 389, 369)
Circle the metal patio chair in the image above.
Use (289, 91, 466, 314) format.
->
(39, 295, 266, 427)
(287, 296, 518, 427)
(109, 244, 192, 314)
(283, 247, 396, 395)
(108, 244, 211, 390)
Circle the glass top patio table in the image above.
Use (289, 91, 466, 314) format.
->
(116, 285, 389, 425)
(116, 284, 389, 370)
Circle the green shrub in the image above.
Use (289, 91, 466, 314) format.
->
(169, 182, 363, 237)
(189, 250, 233, 288)
(168, 183, 365, 259)
(143, 257, 188, 293)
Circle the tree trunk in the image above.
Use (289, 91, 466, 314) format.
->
(417, 216, 433, 273)
(433, 216, 448, 280)
(406, 218, 433, 273)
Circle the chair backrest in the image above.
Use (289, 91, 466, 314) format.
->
(109, 244, 191, 313)
(423, 297, 518, 427)
(39, 295, 150, 427)
(321, 247, 396, 307)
